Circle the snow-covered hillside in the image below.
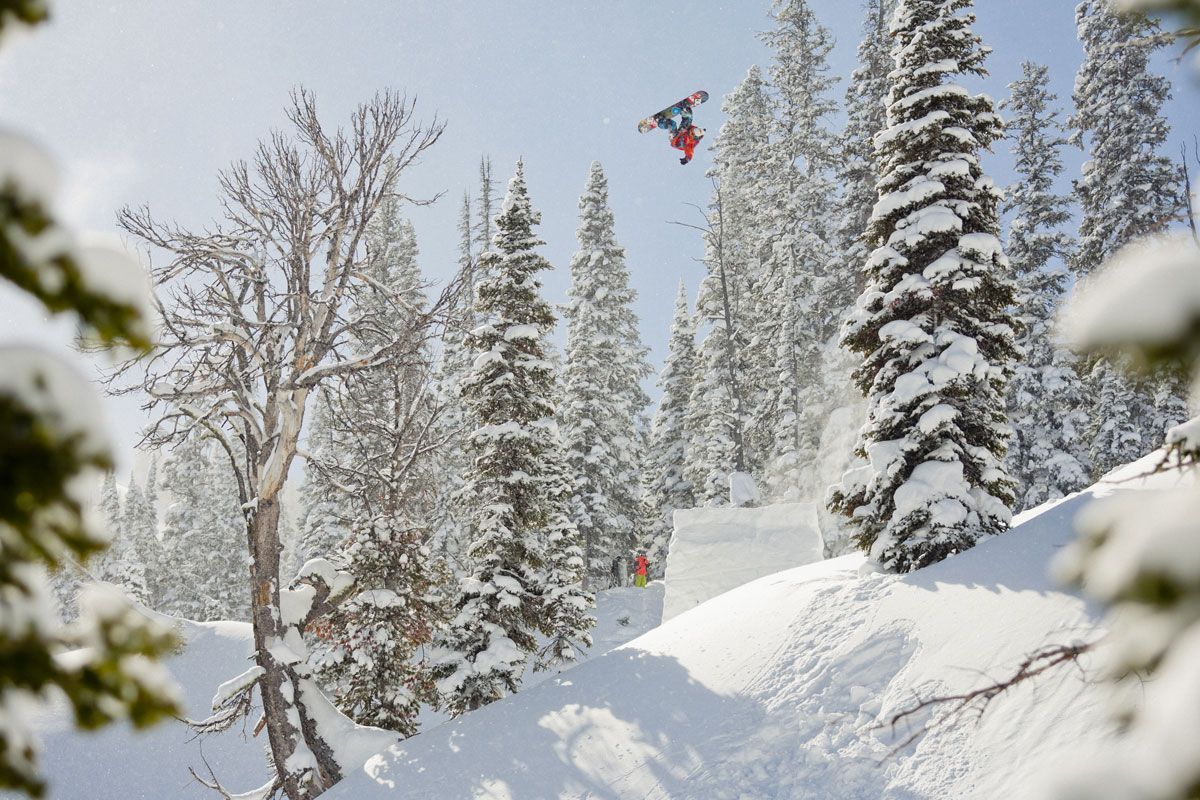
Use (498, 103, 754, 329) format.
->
(326, 453, 1192, 800)
(7, 585, 663, 800)
(13, 619, 264, 800)
(13, 455, 1193, 800)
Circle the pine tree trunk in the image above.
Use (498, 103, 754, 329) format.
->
(713, 211, 748, 474)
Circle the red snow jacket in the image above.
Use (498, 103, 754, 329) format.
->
(671, 126, 700, 161)
(635, 555, 649, 576)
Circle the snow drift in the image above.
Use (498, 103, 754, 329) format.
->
(7, 618, 266, 800)
(5, 586, 664, 800)
(327, 453, 1189, 800)
(662, 501, 824, 621)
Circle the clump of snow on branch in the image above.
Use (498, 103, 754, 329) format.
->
(0, 347, 112, 461)
(1062, 234, 1200, 355)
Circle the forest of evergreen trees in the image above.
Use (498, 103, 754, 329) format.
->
(9, 0, 1197, 797)
(67, 0, 1191, 741)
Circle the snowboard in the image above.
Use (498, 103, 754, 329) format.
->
(637, 90, 709, 133)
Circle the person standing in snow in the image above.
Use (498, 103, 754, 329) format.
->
(634, 553, 649, 588)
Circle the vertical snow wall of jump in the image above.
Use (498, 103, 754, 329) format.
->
(662, 502, 825, 622)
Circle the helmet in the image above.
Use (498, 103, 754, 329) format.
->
(692, 126, 706, 139)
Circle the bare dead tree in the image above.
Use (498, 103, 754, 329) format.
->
(106, 87, 455, 799)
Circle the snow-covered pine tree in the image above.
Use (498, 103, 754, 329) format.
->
(829, 0, 1018, 572)
(120, 472, 150, 604)
(57, 472, 124, 614)
(94, 478, 132, 592)
(1072, 0, 1181, 275)
(459, 190, 477, 321)
(51, 471, 124, 618)
(297, 197, 433, 571)
(159, 437, 248, 621)
(430, 192, 477, 570)
(748, 0, 842, 501)
(685, 235, 753, 506)
(99, 470, 121, 529)
(143, 457, 158, 517)
(759, 0, 843, 336)
(838, 0, 895, 301)
(537, 445, 594, 669)
(313, 514, 446, 735)
(707, 65, 773, 297)
(97, 471, 150, 603)
(138, 457, 165, 605)
(686, 69, 770, 506)
(204, 447, 250, 619)
(293, 192, 452, 735)
(642, 281, 697, 576)
(1001, 61, 1090, 511)
(436, 161, 592, 714)
(473, 156, 497, 281)
(559, 162, 651, 586)
(1072, 0, 1187, 476)
(432, 158, 500, 570)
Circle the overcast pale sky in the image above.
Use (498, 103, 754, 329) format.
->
(1, 0, 1197, 471)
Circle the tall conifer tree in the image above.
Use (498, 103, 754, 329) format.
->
(1072, 0, 1187, 475)
(95, 472, 151, 604)
(838, 0, 895, 301)
(159, 438, 246, 620)
(1002, 62, 1090, 510)
(830, 0, 1017, 572)
(686, 71, 769, 505)
(642, 281, 698, 574)
(686, 244, 753, 506)
(1072, 1, 1182, 275)
(474, 156, 497, 280)
(436, 162, 592, 715)
(759, 0, 843, 335)
(749, 0, 842, 501)
(431, 192, 478, 569)
(559, 162, 651, 585)
(296, 192, 448, 734)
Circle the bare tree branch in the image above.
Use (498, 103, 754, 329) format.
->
(880, 641, 1097, 755)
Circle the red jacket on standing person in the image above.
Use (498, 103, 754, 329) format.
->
(634, 554, 649, 587)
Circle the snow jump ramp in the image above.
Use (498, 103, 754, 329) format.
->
(662, 501, 825, 622)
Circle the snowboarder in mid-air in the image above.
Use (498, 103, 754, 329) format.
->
(667, 120, 705, 165)
(638, 90, 709, 165)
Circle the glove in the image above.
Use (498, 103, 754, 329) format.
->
(680, 157, 690, 165)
